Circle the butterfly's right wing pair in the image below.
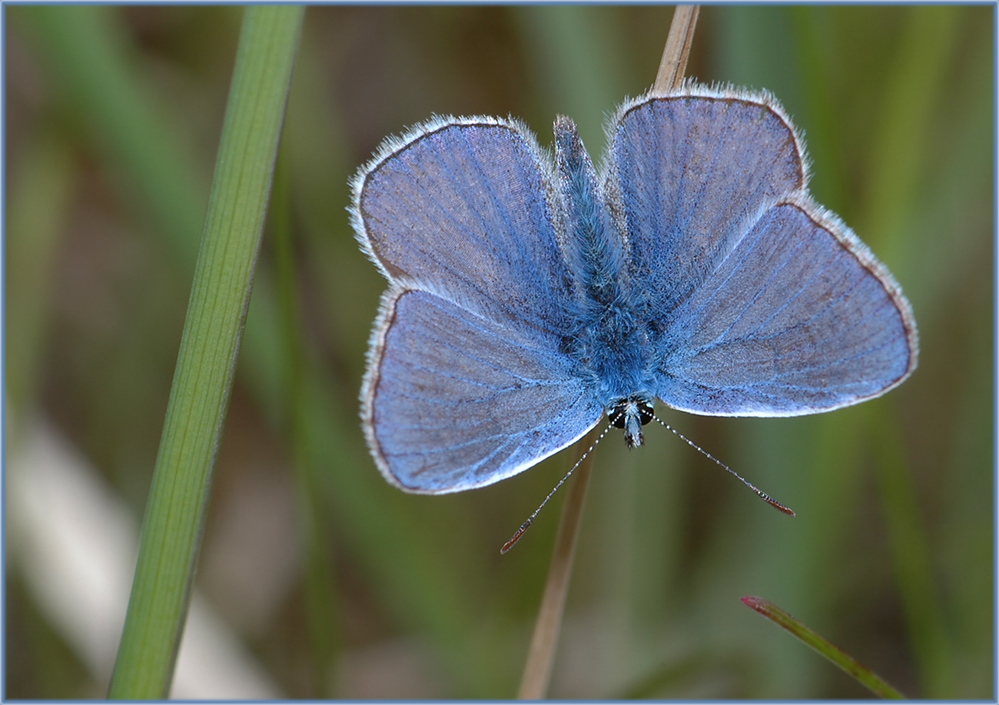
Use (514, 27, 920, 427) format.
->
(605, 87, 918, 417)
(353, 118, 603, 493)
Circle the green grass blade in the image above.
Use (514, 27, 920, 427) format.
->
(742, 596, 906, 699)
(107, 7, 304, 698)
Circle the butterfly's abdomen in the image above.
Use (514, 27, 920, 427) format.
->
(554, 116, 652, 404)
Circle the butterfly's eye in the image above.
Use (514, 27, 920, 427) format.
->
(608, 400, 626, 428)
(607, 396, 654, 427)
(608, 396, 654, 448)
(635, 398, 654, 425)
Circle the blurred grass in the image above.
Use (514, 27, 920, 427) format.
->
(6, 5, 993, 699)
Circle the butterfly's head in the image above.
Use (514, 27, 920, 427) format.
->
(608, 395, 654, 448)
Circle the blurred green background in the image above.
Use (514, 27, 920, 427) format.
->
(5, 4, 993, 699)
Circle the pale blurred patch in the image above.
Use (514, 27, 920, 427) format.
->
(7, 413, 284, 699)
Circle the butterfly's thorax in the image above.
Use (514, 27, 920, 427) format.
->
(554, 117, 654, 406)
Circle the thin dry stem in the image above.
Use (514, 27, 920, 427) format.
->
(514, 8, 700, 698)
(654, 6, 700, 93)
(515, 428, 597, 699)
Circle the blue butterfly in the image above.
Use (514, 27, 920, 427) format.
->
(350, 83, 918, 494)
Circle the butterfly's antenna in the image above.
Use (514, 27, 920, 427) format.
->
(651, 415, 795, 517)
(501, 423, 614, 554)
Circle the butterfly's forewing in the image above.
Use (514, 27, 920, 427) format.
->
(605, 88, 806, 317)
(606, 87, 917, 416)
(353, 117, 575, 337)
(353, 119, 602, 492)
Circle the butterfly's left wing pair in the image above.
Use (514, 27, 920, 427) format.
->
(352, 118, 602, 493)
(606, 87, 918, 417)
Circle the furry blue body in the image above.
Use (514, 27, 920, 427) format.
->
(555, 117, 652, 414)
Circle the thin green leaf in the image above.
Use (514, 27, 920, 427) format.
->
(741, 596, 906, 699)
(107, 7, 304, 698)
